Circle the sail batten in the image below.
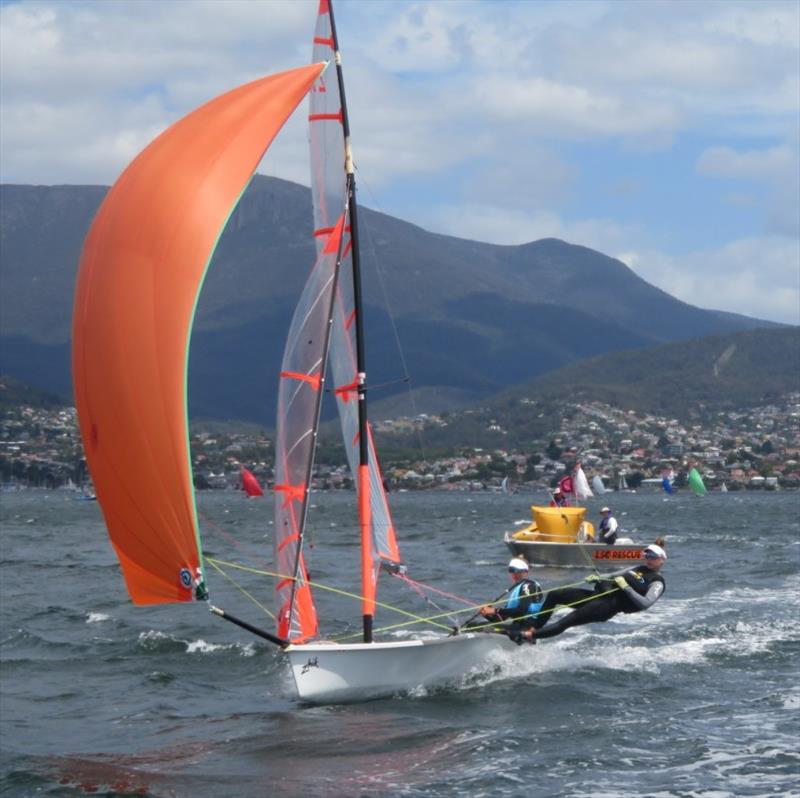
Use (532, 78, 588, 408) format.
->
(273, 212, 350, 641)
(72, 64, 325, 606)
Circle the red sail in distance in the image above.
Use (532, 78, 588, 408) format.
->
(241, 468, 264, 498)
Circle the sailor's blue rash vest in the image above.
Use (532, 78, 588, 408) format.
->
(501, 579, 544, 621)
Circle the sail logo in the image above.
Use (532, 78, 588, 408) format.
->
(179, 569, 193, 588)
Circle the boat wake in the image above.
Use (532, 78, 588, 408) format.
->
(137, 630, 256, 657)
(419, 574, 800, 695)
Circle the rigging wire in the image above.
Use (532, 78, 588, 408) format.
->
(205, 556, 275, 620)
(460, 585, 622, 633)
(395, 574, 461, 627)
(205, 557, 454, 633)
(353, 163, 428, 463)
(393, 573, 479, 608)
(204, 555, 617, 642)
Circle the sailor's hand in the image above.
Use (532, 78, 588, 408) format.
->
(585, 573, 602, 583)
(613, 576, 628, 590)
(479, 606, 497, 618)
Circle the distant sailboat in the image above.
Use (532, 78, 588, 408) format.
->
(720, 482, 728, 493)
(591, 475, 606, 495)
(240, 467, 264, 498)
(618, 473, 629, 491)
(688, 467, 707, 497)
(573, 464, 593, 501)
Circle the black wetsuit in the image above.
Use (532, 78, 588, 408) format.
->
(533, 566, 665, 639)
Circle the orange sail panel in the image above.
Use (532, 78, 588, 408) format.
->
(72, 63, 325, 606)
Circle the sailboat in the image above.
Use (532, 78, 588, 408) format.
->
(72, 0, 516, 704)
(240, 467, 264, 498)
(688, 467, 708, 497)
(277, 0, 517, 701)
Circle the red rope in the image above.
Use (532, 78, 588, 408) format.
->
(394, 573, 477, 607)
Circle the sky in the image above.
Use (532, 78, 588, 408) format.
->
(1, 0, 798, 324)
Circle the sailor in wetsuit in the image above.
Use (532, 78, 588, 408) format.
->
(522, 542, 667, 641)
(479, 557, 544, 642)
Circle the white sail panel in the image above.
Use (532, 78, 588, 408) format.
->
(573, 465, 594, 500)
(273, 217, 347, 642)
(310, 4, 402, 568)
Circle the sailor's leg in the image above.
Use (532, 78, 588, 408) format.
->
(532, 587, 594, 630)
(535, 596, 618, 639)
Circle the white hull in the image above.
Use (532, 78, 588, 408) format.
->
(284, 632, 518, 703)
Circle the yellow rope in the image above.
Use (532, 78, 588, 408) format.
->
(205, 557, 453, 633)
(204, 556, 621, 640)
(204, 556, 275, 620)
(461, 586, 621, 633)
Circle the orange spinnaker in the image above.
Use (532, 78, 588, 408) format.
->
(72, 63, 325, 605)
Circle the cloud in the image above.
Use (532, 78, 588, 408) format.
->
(0, 0, 314, 183)
(697, 143, 800, 237)
(697, 145, 797, 181)
(423, 204, 635, 252)
(1, 0, 798, 325)
(621, 237, 800, 325)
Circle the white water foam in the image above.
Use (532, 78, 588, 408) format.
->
(186, 638, 256, 656)
(86, 612, 110, 623)
(137, 629, 256, 656)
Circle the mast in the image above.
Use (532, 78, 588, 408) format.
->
(327, 0, 374, 643)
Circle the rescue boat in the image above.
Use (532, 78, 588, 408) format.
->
(504, 506, 646, 569)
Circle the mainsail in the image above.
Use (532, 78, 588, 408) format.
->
(273, 215, 348, 642)
(306, 0, 402, 639)
(72, 64, 325, 606)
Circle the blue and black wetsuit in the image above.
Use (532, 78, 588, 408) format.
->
(533, 566, 665, 639)
(484, 578, 544, 640)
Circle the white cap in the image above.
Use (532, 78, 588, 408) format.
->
(508, 557, 529, 572)
(643, 543, 667, 560)
(601, 506, 610, 513)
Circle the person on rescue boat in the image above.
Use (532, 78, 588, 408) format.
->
(521, 540, 667, 641)
(479, 557, 544, 639)
(597, 506, 618, 545)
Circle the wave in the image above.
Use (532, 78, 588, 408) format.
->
(137, 630, 256, 657)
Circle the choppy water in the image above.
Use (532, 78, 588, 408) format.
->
(1, 489, 798, 797)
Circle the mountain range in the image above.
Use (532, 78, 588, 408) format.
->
(0, 177, 782, 425)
